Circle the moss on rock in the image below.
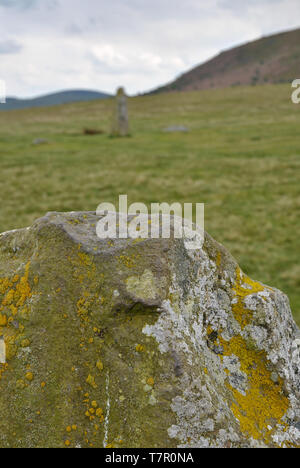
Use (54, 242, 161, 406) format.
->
(0, 212, 299, 448)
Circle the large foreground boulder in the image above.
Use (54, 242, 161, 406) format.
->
(0, 212, 299, 448)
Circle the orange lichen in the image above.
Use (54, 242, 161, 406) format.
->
(0, 314, 7, 326)
(0, 263, 33, 330)
(14, 262, 32, 308)
(95, 408, 104, 423)
(86, 374, 97, 389)
(232, 267, 266, 329)
(25, 372, 34, 382)
(216, 252, 222, 268)
(135, 344, 144, 352)
(218, 333, 290, 444)
(96, 360, 104, 372)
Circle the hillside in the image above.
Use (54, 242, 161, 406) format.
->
(152, 27, 300, 93)
(0, 89, 111, 111)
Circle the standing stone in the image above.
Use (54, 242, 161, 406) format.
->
(111, 87, 130, 137)
(0, 212, 299, 448)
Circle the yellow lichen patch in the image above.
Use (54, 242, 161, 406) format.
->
(118, 254, 140, 269)
(216, 252, 222, 268)
(64, 440, 71, 447)
(0, 278, 13, 295)
(14, 262, 32, 308)
(9, 305, 18, 316)
(96, 360, 104, 372)
(21, 339, 30, 348)
(232, 267, 266, 329)
(25, 372, 34, 382)
(0, 262, 33, 349)
(135, 344, 144, 352)
(147, 377, 155, 387)
(219, 334, 290, 444)
(77, 295, 93, 323)
(96, 407, 104, 423)
(0, 314, 7, 326)
(78, 252, 93, 267)
(2, 289, 15, 307)
(86, 374, 97, 389)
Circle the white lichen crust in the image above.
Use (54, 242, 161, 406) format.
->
(143, 234, 300, 448)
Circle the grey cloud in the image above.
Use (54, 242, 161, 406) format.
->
(0, 0, 37, 8)
(0, 39, 22, 54)
(0, 0, 57, 9)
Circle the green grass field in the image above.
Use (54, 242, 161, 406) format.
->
(0, 84, 299, 323)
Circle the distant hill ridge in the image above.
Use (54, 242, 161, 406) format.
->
(151, 27, 300, 93)
(0, 89, 111, 111)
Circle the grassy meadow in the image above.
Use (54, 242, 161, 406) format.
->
(0, 84, 299, 323)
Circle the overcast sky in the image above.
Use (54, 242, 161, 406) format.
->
(0, 0, 299, 97)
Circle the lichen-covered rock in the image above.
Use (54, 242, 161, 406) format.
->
(0, 212, 299, 448)
(111, 87, 130, 137)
